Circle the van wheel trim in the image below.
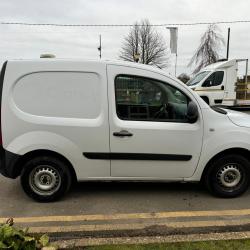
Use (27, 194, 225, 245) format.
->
(29, 165, 61, 196)
(216, 164, 242, 188)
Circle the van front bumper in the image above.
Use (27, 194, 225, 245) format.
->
(0, 147, 21, 179)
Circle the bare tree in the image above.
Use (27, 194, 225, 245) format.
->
(188, 24, 225, 74)
(119, 19, 169, 68)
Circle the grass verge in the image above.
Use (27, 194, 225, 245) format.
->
(81, 239, 250, 250)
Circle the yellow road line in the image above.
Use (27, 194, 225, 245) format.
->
(27, 219, 250, 233)
(1, 209, 250, 224)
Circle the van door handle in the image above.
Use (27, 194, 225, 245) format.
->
(113, 130, 133, 137)
(221, 85, 224, 90)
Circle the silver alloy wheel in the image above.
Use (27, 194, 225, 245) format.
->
(216, 164, 242, 188)
(29, 165, 61, 196)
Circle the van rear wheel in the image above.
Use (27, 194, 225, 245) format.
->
(21, 156, 72, 202)
(205, 154, 250, 198)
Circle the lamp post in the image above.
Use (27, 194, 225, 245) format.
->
(226, 28, 230, 60)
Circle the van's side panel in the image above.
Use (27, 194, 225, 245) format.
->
(2, 60, 110, 180)
(222, 63, 237, 105)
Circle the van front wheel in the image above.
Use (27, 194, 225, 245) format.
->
(205, 154, 250, 198)
(21, 156, 72, 202)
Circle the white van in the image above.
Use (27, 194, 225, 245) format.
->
(1, 59, 250, 202)
(187, 59, 249, 106)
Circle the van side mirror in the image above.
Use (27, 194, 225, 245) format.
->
(187, 101, 198, 123)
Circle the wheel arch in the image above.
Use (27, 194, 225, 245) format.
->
(201, 147, 250, 182)
(15, 149, 77, 183)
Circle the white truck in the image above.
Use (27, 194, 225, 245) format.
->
(1, 59, 250, 201)
(187, 59, 249, 107)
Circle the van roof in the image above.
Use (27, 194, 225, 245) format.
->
(5, 58, 184, 84)
(8, 58, 164, 71)
(7, 58, 174, 80)
(203, 59, 237, 70)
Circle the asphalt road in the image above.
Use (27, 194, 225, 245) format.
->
(1, 111, 250, 219)
(1, 175, 250, 218)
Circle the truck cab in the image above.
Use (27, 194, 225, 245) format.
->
(187, 59, 248, 106)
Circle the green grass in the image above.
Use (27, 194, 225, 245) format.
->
(82, 239, 250, 250)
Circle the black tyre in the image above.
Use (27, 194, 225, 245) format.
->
(205, 154, 250, 198)
(20, 156, 72, 202)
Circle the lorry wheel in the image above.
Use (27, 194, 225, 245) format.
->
(205, 154, 250, 198)
(20, 156, 72, 202)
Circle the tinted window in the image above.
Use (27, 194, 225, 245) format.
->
(202, 71, 224, 87)
(115, 75, 190, 122)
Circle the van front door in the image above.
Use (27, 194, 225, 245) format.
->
(107, 65, 203, 179)
(197, 70, 226, 105)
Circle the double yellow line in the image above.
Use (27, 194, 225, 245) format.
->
(28, 219, 250, 233)
(1, 208, 250, 223)
(1, 209, 250, 234)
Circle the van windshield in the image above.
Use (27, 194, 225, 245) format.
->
(187, 71, 211, 86)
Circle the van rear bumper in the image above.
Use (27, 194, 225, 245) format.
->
(0, 147, 21, 179)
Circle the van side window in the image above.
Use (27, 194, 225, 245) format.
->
(115, 75, 189, 122)
(202, 71, 224, 87)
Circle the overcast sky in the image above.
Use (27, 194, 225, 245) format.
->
(0, 0, 250, 76)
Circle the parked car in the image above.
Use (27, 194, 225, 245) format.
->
(0, 59, 250, 201)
